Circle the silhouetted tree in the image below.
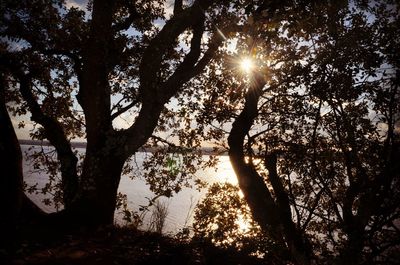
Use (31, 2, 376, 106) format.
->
(190, 0, 400, 264)
(0, 0, 245, 227)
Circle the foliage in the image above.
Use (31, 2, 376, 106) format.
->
(24, 145, 63, 209)
(186, 0, 400, 263)
(115, 192, 143, 228)
(193, 183, 284, 260)
(194, 183, 249, 245)
(1, 0, 399, 263)
(0, 0, 251, 225)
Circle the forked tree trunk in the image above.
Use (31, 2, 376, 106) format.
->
(2, 0, 223, 231)
(227, 73, 311, 265)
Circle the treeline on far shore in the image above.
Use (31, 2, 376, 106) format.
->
(18, 139, 225, 156)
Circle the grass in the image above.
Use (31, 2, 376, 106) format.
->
(148, 200, 169, 234)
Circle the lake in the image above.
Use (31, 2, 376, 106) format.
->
(21, 145, 237, 234)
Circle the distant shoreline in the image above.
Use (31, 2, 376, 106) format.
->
(19, 139, 87, 148)
(18, 139, 227, 156)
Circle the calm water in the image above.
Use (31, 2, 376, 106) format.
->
(21, 145, 236, 234)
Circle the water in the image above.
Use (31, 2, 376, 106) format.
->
(21, 145, 237, 234)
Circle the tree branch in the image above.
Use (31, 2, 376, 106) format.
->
(112, 1, 140, 31)
(139, 0, 214, 99)
(162, 30, 226, 102)
(301, 187, 324, 232)
(111, 99, 139, 120)
(118, 0, 220, 158)
(174, 0, 183, 15)
(1, 56, 79, 208)
(40, 48, 83, 83)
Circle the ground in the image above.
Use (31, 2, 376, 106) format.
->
(3, 226, 264, 265)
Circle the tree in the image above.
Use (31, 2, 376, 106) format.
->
(0, 71, 24, 250)
(188, 0, 400, 264)
(0, 0, 245, 227)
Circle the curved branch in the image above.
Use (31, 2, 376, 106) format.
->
(1, 56, 79, 208)
(119, 2, 224, 158)
(227, 72, 312, 264)
(139, 0, 214, 99)
(111, 99, 139, 120)
(162, 26, 225, 98)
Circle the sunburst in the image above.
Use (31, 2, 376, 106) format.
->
(239, 57, 254, 73)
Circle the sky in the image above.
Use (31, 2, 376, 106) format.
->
(65, 0, 87, 9)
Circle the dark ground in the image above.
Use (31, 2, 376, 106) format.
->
(2, 226, 264, 265)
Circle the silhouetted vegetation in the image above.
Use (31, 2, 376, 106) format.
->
(1, 0, 399, 264)
(184, 0, 400, 263)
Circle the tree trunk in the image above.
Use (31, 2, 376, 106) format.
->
(1, 76, 48, 257)
(0, 75, 23, 250)
(227, 73, 311, 264)
(65, 150, 126, 226)
(336, 228, 364, 264)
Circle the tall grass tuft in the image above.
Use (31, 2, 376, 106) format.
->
(148, 200, 169, 234)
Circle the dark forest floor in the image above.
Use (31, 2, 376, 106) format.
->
(2, 226, 264, 265)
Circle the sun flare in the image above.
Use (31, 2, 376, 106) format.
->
(239, 57, 254, 73)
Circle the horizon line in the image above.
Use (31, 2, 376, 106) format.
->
(18, 139, 228, 156)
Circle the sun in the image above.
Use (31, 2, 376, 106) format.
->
(239, 57, 254, 73)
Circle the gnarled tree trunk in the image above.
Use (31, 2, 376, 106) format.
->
(227, 73, 312, 265)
